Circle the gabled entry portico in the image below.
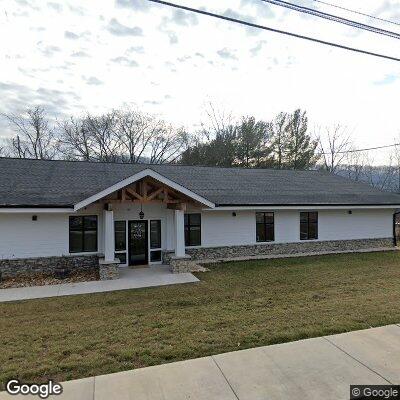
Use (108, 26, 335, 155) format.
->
(77, 169, 214, 277)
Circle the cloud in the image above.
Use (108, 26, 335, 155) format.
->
(64, 31, 79, 40)
(374, 0, 400, 21)
(0, 82, 79, 118)
(222, 8, 264, 36)
(39, 45, 61, 57)
(168, 10, 198, 26)
(223, 8, 254, 21)
(164, 61, 177, 72)
(240, 0, 275, 18)
(110, 56, 139, 67)
(166, 31, 178, 44)
(15, 0, 29, 6)
(30, 26, 46, 32)
(107, 18, 143, 36)
(71, 50, 90, 58)
(217, 48, 238, 60)
(14, 0, 39, 10)
(126, 46, 145, 54)
(47, 2, 62, 12)
(177, 55, 192, 63)
(68, 5, 87, 15)
(250, 40, 267, 56)
(374, 74, 398, 86)
(115, 0, 153, 11)
(144, 100, 162, 105)
(83, 76, 103, 86)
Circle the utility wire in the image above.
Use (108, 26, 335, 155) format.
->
(147, 0, 400, 62)
(260, 0, 400, 40)
(319, 142, 400, 155)
(311, 0, 400, 28)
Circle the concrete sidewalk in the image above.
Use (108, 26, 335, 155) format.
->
(1, 324, 399, 400)
(0, 266, 199, 303)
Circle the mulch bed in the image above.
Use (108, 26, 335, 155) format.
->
(0, 270, 100, 289)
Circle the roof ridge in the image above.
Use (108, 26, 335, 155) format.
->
(0, 156, 324, 173)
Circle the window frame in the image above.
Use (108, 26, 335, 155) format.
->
(184, 213, 202, 247)
(150, 220, 162, 250)
(300, 212, 318, 241)
(256, 212, 275, 243)
(69, 215, 98, 253)
(114, 220, 127, 265)
(149, 219, 162, 263)
(114, 220, 127, 252)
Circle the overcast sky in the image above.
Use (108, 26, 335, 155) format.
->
(1, 0, 399, 163)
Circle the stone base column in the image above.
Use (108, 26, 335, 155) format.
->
(99, 258, 120, 280)
(169, 255, 206, 273)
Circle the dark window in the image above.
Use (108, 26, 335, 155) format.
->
(150, 250, 162, 262)
(150, 220, 161, 249)
(256, 212, 274, 242)
(114, 221, 126, 251)
(300, 212, 318, 240)
(185, 213, 201, 246)
(69, 216, 98, 253)
(115, 252, 127, 264)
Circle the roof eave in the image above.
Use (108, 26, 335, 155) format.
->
(73, 168, 215, 211)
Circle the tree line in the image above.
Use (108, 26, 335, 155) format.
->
(0, 105, 319, 170)
(0, 106, 187, 164)
(1, 104, 399, 193)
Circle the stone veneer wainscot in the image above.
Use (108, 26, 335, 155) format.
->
(0, 255, 99, 278)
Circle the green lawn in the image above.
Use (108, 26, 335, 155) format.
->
(1, 251, 400, 388)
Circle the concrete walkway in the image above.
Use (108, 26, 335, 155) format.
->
(1, 324, 399, 399)
(0, 266, 199, 303)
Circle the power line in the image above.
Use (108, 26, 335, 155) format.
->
(311, 0, 400, 28)
(261, 0, 400, 40)
(147, 0, 400, 62)
(319, 142, 400, 155)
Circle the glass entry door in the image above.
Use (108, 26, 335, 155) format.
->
(128, 221, 148, 266)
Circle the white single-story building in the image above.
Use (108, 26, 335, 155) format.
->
(1, 158, 400, 279)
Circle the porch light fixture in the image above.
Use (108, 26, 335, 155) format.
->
(139, 203, 144, 220)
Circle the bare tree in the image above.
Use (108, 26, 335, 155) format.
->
(1, 106, 59, 159)
(390, 141, 400, 193)
(0, 140, 8, 157)
(363, 157, 397, 191)
(84, 111, 120, 162)
(200, 102, 236, 142)
(341, 150, 369, 182)
(317, 124, 352, 173)
(114, 109, 161, 163)
(60, 108, 187, 164)
(59, 117, 94, 161)
(148, 123, 187, 164)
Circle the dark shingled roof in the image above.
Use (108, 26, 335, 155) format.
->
(1, 158, 400, 207)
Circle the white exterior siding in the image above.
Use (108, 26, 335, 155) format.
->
(0, 206, 395, 260)
(318, 209, 393, 240)
(200, 209, 394, 247)
(0, 213, 69, 259)
(201, 211, 256, 247)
